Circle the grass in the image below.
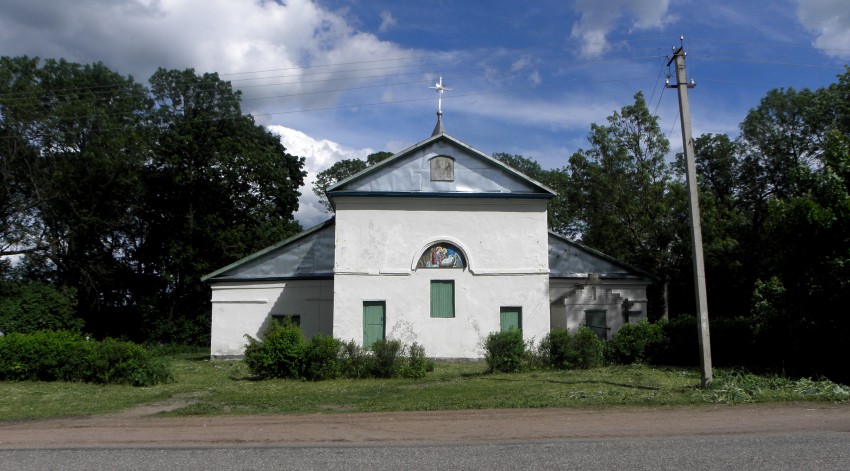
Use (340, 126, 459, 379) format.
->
(1, 350, 848, 422)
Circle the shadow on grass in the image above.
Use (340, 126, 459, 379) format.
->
(479, 375, 659, 391)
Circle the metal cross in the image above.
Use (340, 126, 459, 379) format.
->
(429, 76, 452, 114)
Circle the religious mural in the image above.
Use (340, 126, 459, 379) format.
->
(417, 243, 465, 268)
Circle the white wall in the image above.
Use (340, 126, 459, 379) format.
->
(549, 279, 649, 339)
(209, 279, 333, 358)
(333, 196, 551, 358)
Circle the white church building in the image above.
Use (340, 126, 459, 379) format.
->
(204, 109, 654, 359)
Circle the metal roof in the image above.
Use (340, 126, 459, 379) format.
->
(327, 133, 556, 199)
(201, 218, 335, 282)
(547, 231, 657, 281)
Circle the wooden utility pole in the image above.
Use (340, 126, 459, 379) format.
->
(667, 37, 713, 387)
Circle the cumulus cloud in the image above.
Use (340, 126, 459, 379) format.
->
(571, 0, 671, 57)
(796, 0, 850, 59)
(0, 0, 417, 110)
(268, 125, 376, 228)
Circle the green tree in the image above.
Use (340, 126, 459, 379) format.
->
(565, 92, 686, 317)
(1, 58, 306, 343)
(137, 68, 306, 343)
(0, 56, 150, 334)
(312, 151, 392, 211)
(492, 153, 577, 236)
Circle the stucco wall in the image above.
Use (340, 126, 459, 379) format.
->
(333, 196, 550, 358)
(549, 279, 649, 339)
(209, 279, 334, 357)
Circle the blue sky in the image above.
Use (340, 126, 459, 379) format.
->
(2, 0, 848, 226)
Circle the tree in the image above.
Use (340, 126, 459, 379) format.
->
(0, 56, 151, 333)
(565, 92, 686, 318)
(312, 151, 392, 211)
(136, 68, 306, 343)
(492, 153, 577, 236)
(0, 57, 306, 343)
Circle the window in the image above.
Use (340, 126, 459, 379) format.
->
(430, 280, 455, 318)
(584, 309, 608, 340)
(271, 314, 300, 327)
(500, 307, 522, 332)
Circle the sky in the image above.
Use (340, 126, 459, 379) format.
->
(2, 0, 849, 227)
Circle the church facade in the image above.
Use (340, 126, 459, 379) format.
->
(204, 124, 653, 359)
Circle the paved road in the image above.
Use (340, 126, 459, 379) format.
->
(1, 404, 848, 470)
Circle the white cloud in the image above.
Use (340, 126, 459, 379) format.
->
(462, 93, 620, 132)
(796, 0, 850, 59)
(378, 10, 397, 33)
(571, 0, 671, 57)
(0, 0, 418, 110)
(268, 125, 375, 228)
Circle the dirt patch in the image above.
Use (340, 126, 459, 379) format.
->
(1, 403, 848, 449)
(101, 393, 204, 419)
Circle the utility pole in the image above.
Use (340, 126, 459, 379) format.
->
(667, 36, 712, 387)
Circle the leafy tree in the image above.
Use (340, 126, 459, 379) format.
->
(492, 153, 577, 236)
(0, 56, 150, 333)
(137, 68, 305, 343)
(0, 58, 306, 343)
(312, 151, 392, 211)
(565, 92, 686, 317)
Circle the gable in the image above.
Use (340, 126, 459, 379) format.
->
(202, 219, 335, 282)
(328, 133, 555, 198)
(548, 232, 655, 281)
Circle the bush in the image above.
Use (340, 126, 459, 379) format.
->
(484, 329, 527, 373)
(572, 327, 604, 369)
(243, 319, 305, 379)
(243, 321, 434, 380)
(369, 339, 405, 378)
(339, 340, 371, 379)
(606, 320, 666, 365)
(538, 328, 576, 369)
(0, 281, 82, 334)
(0, 330, 172, 386)
(400, 342, 434, 379)
(302, 335, 342, 381)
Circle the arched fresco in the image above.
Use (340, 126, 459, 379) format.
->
(417, 242, 465, 268)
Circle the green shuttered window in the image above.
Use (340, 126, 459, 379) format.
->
(500, 307, 522, 332)
(430, 280, 455, 318)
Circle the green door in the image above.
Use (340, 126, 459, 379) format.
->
(363, 301, 386, 349)
(585, 309, 608, 340)
(500, 306, 522, 332)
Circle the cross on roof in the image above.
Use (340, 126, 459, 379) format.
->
(429, 76, 452, 114)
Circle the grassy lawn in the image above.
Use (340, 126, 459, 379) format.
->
(1, 351, 848, 422)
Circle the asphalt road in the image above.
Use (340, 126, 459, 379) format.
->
(1, 404, 848, 470)
(1, 432, 848, 470)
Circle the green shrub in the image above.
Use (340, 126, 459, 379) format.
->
(538, 328, 576, 369)
(606, 320, 666, 365)
(658, 315, 699, 366)
(242, 319, 434, 380)
(484, 329, 526, 373)
(302, 334, 342, 381)
(369, 339, 405, 378)
(572, 326, 604, 369)
(339, 340, 371, 379)
(0, 330, 172, 386)
(0, 281, 82, 334)
(399, 342, 434, 379)
(243, 319, 305, 379)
